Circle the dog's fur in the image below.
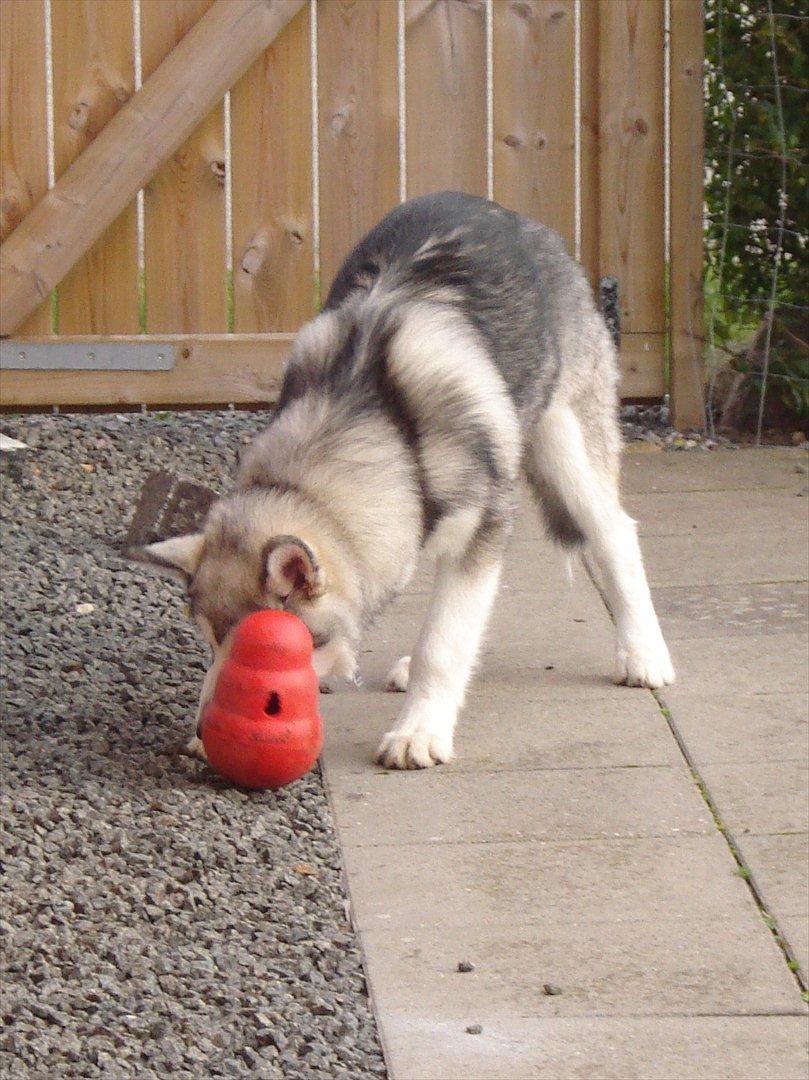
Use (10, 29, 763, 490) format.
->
(142, 192, 674, 769)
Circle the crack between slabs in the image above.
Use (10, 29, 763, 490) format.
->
(338, 829, 719, 850)
(509, 1009, 809, 1020)
(651, 688, 808, 999)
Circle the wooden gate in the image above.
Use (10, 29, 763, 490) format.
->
(0, 0, 705, 426)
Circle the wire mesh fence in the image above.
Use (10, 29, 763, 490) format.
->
(704, 0, 808, 443)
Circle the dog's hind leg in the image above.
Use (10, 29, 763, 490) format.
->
(376, 542, 504, 769)
(527, 401, 674, 688)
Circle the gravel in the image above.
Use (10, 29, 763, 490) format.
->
(0, 411, 386, 1079)
(620, 399, 738, 450)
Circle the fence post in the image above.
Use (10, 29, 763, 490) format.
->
(669, 0, 706, 430)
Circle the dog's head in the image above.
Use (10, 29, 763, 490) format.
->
(140, 489, 360, 726)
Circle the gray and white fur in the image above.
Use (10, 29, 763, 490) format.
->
(142, 192, 674, 770)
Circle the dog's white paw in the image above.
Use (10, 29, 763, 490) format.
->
(184, 734, 208, 761)
(375, 724, 453, 770)
(615, 640, 675, 688)
(385, 655, 411, 693)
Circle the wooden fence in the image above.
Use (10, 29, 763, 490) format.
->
(0, 0, 705, 427)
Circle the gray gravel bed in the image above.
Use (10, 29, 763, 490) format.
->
(620, 400, 738, 449)
(0, 412, 386, 1079)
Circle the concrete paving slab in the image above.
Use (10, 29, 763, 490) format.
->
(699, 761, 809, 836)
(627, 487, 809, 537)
(662, 634, 808, 698)
(321, 686, 681, 775)
(359, 588, 618, 693)
(622, 446, 807, 494)
(336, 835, 774, 936)
(644, 537, 808, 587)
(378, 545, 608, 603)
(738, 829, 807, 915)
(381, 1016, 809, 1080)
(358, 915, 798, 1019)
(656, 692, 808, 766)
(503, 525, 808, 588)
(482, 601, 804, 697)
(353, 638, 621, 699)
(653, 582, 808, 637)
(325, 765, 712, 846)
(738, 833, 809, 924)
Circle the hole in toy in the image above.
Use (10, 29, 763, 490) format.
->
(264, 692, 281, 716)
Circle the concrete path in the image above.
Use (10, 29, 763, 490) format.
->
(321, 447, 808, 1080)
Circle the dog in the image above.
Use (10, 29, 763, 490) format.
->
(141, 191, 674, 769)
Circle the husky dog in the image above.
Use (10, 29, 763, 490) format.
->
(142, 192, 674, 769)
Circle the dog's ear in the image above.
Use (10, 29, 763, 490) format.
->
(263, 536, 325, 599)
(136, 533, 205, 582)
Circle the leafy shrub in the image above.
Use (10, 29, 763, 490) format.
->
(704, 0, 808, 430)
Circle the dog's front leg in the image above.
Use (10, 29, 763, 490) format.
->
(376, 554, 502, 769)
(185, 639, 231, 760)
(313, 637, 359, 690)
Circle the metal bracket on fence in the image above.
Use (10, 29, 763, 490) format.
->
(0, 341, 176, 371)
(598, 277, 621, 350)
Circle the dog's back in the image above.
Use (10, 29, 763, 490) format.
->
(324, 190, 605, 425)
(268, 191, 620, 555)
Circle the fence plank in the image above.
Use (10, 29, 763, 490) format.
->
(231, 4, 312, 332)
(0, 0, 50, 335)
(578, 0, 599, 287)
(141, 0, 227, 333)
(620, 333, 667, 398)
(669, 0, 705, 429)
(492, 0, 575, 250)
(598, 0, 664, 335)
(406, 0, 486, 198)
(0, 0, 48, 244)
(51, 0, 138, 333)
(1, 0, 306, 338)
(0, 335, 292, 407)
(318, 0, 399, 296)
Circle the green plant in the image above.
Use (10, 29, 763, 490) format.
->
(704, 0, 808, 429)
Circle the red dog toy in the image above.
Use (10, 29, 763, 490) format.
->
(200, 610, 322, 790)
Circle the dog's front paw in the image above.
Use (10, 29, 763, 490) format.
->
(385, 655, 411, 693)
(375, 723, 453, 770)
(615, 639, 675, 688)
(183, 734, 208, 761)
